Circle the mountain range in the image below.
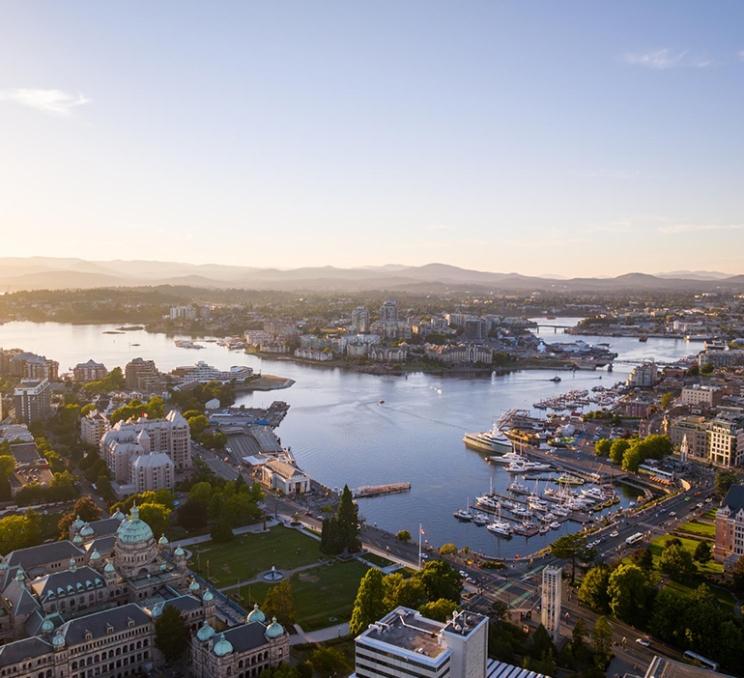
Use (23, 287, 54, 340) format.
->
(0, 257, 743, 293)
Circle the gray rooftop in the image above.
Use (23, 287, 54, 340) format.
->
(723, 484, 744, 513)
(0, 637, 53, 668)
(6, 540, 84, 573)
(59, 603, 150, 646)
(360, 607, 447, 659)
(223, 621, 272, 653)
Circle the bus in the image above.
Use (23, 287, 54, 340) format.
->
(682, 650, 719, 671)
(625, 532, 644, 546)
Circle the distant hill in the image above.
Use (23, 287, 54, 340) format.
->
(0, 257, 742, 293)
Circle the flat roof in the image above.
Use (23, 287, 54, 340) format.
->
(358, 607, 447, 661)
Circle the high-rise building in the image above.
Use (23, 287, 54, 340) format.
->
(353, 606, 488, 678)
(7, 351, 59, 381)
(379, 299, 398, 323)
(80, 408, 111, 446)
(125, 357, 161, 392)
(707, 416, 744, 468)
(541, 565, 562, 642)
(351, 306, 371, 333)
(13, 379, 51, 424)
(72, 359, 108, 382)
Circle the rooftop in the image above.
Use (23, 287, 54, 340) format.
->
(358, 607, 447, 661)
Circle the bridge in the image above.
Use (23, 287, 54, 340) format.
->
(533, 324, 574, 333)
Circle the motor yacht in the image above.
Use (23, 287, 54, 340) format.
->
(463, 425, 513, 454)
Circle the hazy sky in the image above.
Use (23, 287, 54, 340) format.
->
(2, 1, 744, 276)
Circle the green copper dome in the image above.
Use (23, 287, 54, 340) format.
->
(265, 617, 284, 639)
(246, 603, 265, 623)
(52, 633, 65, 648)
(213, 632, 233, 657)
(197, 621, 215, 642)
(117, 505, 154, 545)
(40, 616, 55, 634)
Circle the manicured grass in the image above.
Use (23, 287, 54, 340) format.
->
(677, 520, 714, 539)
(650, 534, 723, 575)
(238, 560, 369, 631)
(190, 526, 323, 587)
(361, 552, 396, 568)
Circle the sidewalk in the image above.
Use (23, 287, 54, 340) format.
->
(219, 559, 331, 592)
(171, 518, 279, 549)
(290, 622, 349, 645)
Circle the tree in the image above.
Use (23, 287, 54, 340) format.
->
(383, 573, 427, 610)
(649, 587, 688, 646)
(730, 556, 744, 597)
(609, 438, 630, 465)
(578, 565, 610, 612)
(177, 497, 208, 530)
(420, 598, 458, 622)
(58, 496, 102, 537)
(350, 569, 387, 635)
(210, 517, 233, 543)
(138, 503, 172, 539)
(439, 543, 457, 555)
(592, 616, 612, 664)
(0, 512, 42, 553)
(607, 563, 654, 626)
(336, 484, 361, 553)
(396, 530, 411, 542)
(621, 445, 644, 473)
(659, 543, 696, 584)
(308, 647, 351, 677)
(715, 470, 737, 499)
(263, 580, 296, 626)
(419, 560, 462, 603)
(632, 546, 654, 571)
(660, 392, 675, 410)
(694, 541, 711, 564)
(0, 455, 16, 479)
(155, 605, 188, 662)
(594, 438, 611, 457)
(550, 533, 586, 583)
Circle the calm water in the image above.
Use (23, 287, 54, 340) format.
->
(0, 319, 695, 557)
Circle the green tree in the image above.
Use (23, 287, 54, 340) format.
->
(607, 563, 654, 626)
(419, 560, 462, 603)
(383, 573, 427, 610)
(396, 530, 411, 542)
(715, 470, 737, 499)
(609, 438, 630, 464)
(649, 587, 688, 646)
(337, 484, 361, 553)
(439, 543, 458, 555)
(578, 565, 610, 612)
(621, 445, 644, 472)
(263, 580, 296, 626)
(550, 533, 586, 583)
(154, 605, 189, 662)
(0, 455, 16, 479)
(594, 438, 611, 457)
(592, 616, 612, 665)
(730, 556, 744, 597)
(693, 540, 711, 564)
(210, 517, 233, 542)
(138, 503, 172, 539)
(420, 598, 458, 622)
(350, 569, 387, 635)
(308, 647, 351, 677)
(0, 512, 42, 553)
(659, 543, 696, 584)
(632, 546, 654, 571)
(660, 392, 675, 410)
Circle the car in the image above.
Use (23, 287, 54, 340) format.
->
(669, 511, 676, 517)
(635, 638, 651, 647)
(696, 502, 703, 508)
(459, 570, 467, 577)
(684, 496, 691, 502)
(705, 497, 713, 503)
(609, 530, 619, 538)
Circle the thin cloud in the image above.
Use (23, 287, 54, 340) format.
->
(0, 88, 90, 115)
(658, 223, 744, 235)
(622, 49, 712, 70)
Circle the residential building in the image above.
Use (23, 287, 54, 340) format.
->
(667, 415, 709, 461)
(425, 344, 493, 365)
(351, 306, 371, 334)
(80, 409, 111, 446)
(100, 411, 191, 492)
(379, 300, 398, 323)
(680, 385, 721, 409)
(714, 484, 744, 563)
(171, 361, 253, 385)
(169, 305, 197, 320)
(540, 565, 562, 642)
(294, 347, 334, 362)
(13, 379, 51, 424)
(707, 415, 744, 467)
(353, 606, 488, 678)
(125, 358, 161, 392)
(699, 348, 744, 369)
(72, 359, 108, 382)
(368, 345, 408, 362)
(131, 451, 175, 492)
(7, 351, 59, 381)
(626, 362, 658, 388)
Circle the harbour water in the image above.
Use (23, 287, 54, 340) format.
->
(0, 319, 695, 557)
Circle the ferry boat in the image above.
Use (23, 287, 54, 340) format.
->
(463, 426, 513, 454)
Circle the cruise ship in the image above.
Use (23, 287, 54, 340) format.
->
(463, 425, 513, 454)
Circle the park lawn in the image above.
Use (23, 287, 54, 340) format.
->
(678, 520, 715, 539)
(191, 526, 323, 587)
(238, 560, 369, 632)
(361, 551, 396, 568)
(650, 534, 723, 576)
(663, 578, 735, 611)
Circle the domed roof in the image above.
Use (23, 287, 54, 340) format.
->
(52, 633, 65, 648)
(116, 505, 154, 545)
(247, 603, 265, 623)
(15, 567, 25, 581)
(71, 515, 85, 530)
(111, 509, 126, 521)
(203, 589, 214, 602)
(151, 602, 164, 618)
(73, 535, 83, 545)
(159, 562, 168, 572)
(213, 633, 233, 657)
(0, 561, 7, 571)
(68, 558, 77, 572)
(197, 621, 215, 642)
(40, 616, 55, 634)
(189, 579, 200, 592)
(104, 561, 116, 573)
(174, 546, 185, 557)
(89, 550, 101, 561)
(158, 534, 169, 546)
(80, 523, 94, 537)
(265, 617, 284, 639)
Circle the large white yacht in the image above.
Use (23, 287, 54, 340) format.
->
(463, 425, 513, 454)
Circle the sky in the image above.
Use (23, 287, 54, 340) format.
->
(1, 1, 744, 276)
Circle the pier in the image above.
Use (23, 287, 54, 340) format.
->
(353, 482, 412, 499)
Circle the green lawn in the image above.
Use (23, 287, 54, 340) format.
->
(238, 560, 369, 631)
(649, 534, 723, 575)
(190, 526, 323, 587)
(361, 552, 396, 568)
(677, 520, 715, 539)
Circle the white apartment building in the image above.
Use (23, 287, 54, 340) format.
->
(131, 450, 175, 492)
(100, 410, 191, 490)
(80, 408, 111, 446)
(294, 347, 334, 362)
(379, 300, 399, 323)
(425, 344, 494, 365)
(368, 346, 408, 362)
(351, 306, 371, 333)
(72, 359, 108, 382)
(541, 565, 562, 642)
(169, 305, 197, 320)
(13, 378, 51, 423)
(353, 606, 488, 678)
(707, 417, 744, 468)
(681, 385, 721, 408)
(626, 362, 658, 388)
(172, 361, 253, 385)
